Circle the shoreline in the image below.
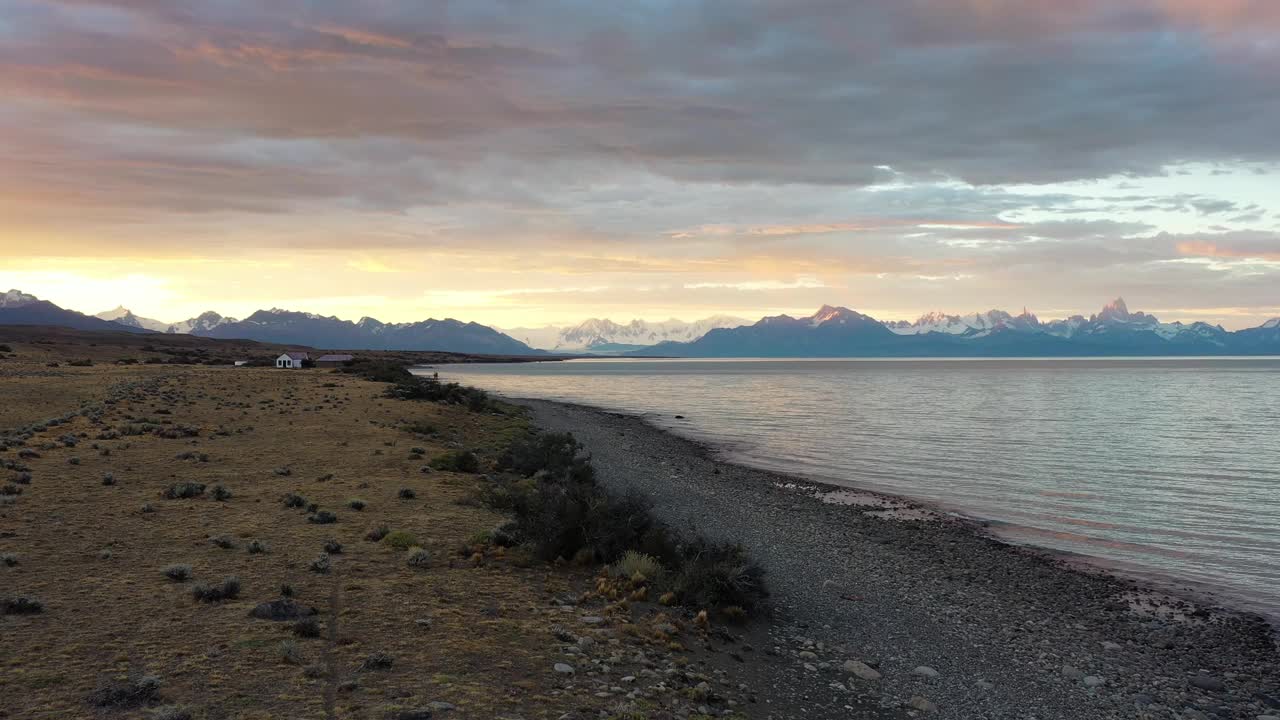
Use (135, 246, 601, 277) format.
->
(511, 394, 1279, 720)
(502, 391, 1279, 628)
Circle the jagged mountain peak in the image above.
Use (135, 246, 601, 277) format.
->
(2, 289, 40, 308)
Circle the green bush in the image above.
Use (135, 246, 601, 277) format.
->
(381, 530, 417, 550)
(429, 450, 479, 473)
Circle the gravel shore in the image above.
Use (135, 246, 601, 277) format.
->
(520, 398, 1280, 720)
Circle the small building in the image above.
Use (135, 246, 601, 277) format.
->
(233, 360, 249, 367)
(275, 352, 309, 369)
(315, 354, 354, 368)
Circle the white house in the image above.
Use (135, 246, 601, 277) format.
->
(275, 352, 309, 369)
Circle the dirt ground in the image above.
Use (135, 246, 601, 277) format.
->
(0, 337, 760, 720)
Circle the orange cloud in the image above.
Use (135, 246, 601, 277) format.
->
(1176, 241, 1280, 261)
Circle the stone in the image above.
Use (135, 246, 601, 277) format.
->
(580, 616, 604, 625)
(913, 666, 939, 678)
(385, 711, 433, 720)
(1062, 665, 1085, 681)
(1100, 641, 1122, 651)
(908, 695, 938, 713)
(553, 663, 575, 675)
(843, 660, 882, 681)
(1191, 675, 1226, 692)
(1083, 676, 1105, 688)
(798, 651, 818, 660)
(427, 702, 456, 712)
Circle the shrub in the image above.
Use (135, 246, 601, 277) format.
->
(191, 576, 240, 602)
(668, 538, 768, 613)
(365, 525, 390, 542)
(409, 447, 426, 456)
(406, 547, 432, 569)
(309, 554, 331, 574)
(3, 596, 44, 614)
(611, 550, 664, 582)
(1, 484, 21, 496)
(163, 564, 192, 582)
(210, 535, 236, 550)
(497, 432, 584, 478)
(87, 673, 160, 708)
(211, 485, 232, 501)
(2, 553, 18, 567)
(307, 510, 337, 524)
(246, 539, 268, 554)
(293, 617, 322, 638)
(13, 471, 32, 484)
(102, 472, 116, 486)
(490, 429, 769, 613)
(359, 652, 394, 671)
(273, 467, 292, 476)
(280, 584, 295, 598)
(381, 530, 417, 550)
(347, 498, 366, 511)
(282, 492, 308, 509)
(162, 482, 205, 499)
(429, 450, 479, 473)
(397, 487, 416, 500)
(323, 539, 343, 554)
(279, 639, 305, 664)
(68, 457, 81, 465)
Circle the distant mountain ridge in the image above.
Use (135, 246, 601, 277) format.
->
(197, 308, 541, 355)
(2, 291, 540, 355)
(1, 289, 154, 334)
(503, 315, 749, 353)
(631, 299, 1280, 357)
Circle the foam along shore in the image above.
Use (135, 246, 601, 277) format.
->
(519, 397, 1280, 720)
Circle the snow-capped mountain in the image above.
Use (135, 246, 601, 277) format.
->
(1, 289, 39, 308)
(167, 311, 236, 335)
(95, 306, 173, 333)
(631, 299, 1279, 357)
(887, 309, 1041, 337)
(1041, 298, 1228, 346)
(1, 291, 153, 334)
(503, 315, 749, 353)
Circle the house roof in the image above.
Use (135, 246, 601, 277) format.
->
(315, 354, 353, 362)
(279, 352, 309, 360)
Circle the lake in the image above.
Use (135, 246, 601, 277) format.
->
(420, 358, 1280, 618)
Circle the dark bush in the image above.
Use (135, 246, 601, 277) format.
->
(429, 450, 479, 473)
(86, 674, 160, 708)
(282, 492, 307, 508)
(293, 616, 322, 638)
(307, 510, 337, 524)
(163, 564, 192, 582)
(211, 485, 232, 501)
(162, 482, 205, 499)
(323, 539, 343, 554)
(347, 498, 366, 511)
(359, 652, 394, 671)
(365, 525, 389, 542)
(490, 429, 769, 613)
(397, 487, 416, 500)
(191, 576, 240, 602)
(3, 596, 44, 614)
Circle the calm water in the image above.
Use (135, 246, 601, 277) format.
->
(422, 358, 1280, 617)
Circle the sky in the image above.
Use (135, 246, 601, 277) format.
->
(2, 0, 1279, 330)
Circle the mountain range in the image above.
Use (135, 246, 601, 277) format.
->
(3, 291, 541, 355)
(502, 315, 749, 353)
(630, 299, 1280, 357)
(4, 289, 1279, 357)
